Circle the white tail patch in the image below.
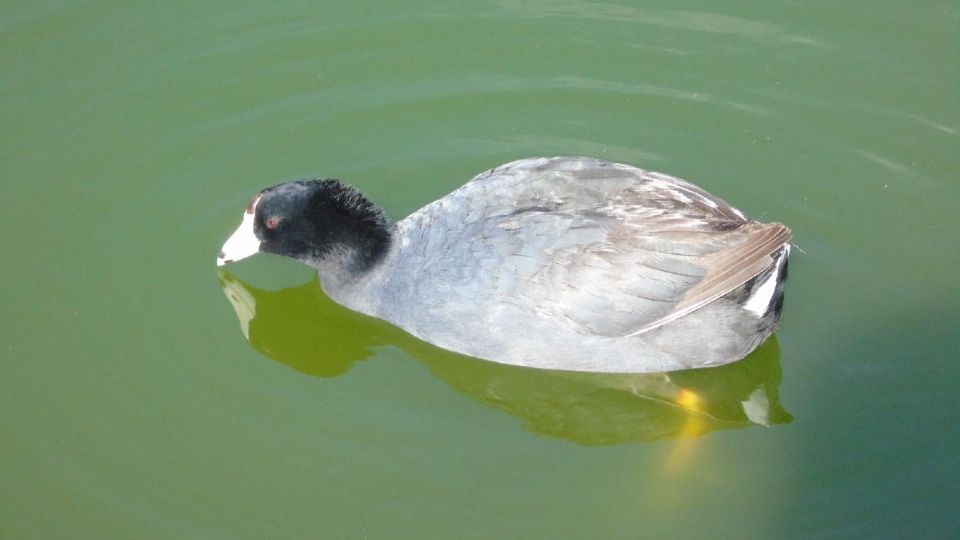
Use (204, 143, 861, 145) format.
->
(743, 245, 788, 317)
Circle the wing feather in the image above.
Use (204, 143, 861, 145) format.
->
(407, 157, 792, 338)
(626, 222, 792, 335)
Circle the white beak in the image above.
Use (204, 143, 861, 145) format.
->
(217, 208, 261, 266)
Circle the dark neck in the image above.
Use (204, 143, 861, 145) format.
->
(304, 180, 393, 278)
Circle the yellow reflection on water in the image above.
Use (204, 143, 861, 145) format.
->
(662, 388, 707, 476)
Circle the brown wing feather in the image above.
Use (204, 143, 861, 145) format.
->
(627, 222, 792, 335)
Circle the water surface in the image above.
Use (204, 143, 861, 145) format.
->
(2, 1, 957, 538)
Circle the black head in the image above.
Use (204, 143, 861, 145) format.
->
(218, 179, 392, 276)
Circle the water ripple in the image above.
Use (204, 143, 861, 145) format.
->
(489, 0, 821, 45)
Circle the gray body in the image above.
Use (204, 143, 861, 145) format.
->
(320, 157, 791, 373)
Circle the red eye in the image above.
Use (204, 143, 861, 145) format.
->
(266, 216, 280, 229)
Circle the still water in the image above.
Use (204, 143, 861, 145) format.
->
(2, 1, 957, 538)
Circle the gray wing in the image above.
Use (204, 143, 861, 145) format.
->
(404, 156, 792, 337)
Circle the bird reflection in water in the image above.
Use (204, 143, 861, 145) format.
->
(218, 270, 792, 446)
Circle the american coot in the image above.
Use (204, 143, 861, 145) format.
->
(217, 156, 791, 373)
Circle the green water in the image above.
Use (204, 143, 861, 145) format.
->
(2, 1, 957, 538)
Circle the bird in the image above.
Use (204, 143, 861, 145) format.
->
(217, 156, 791, 373)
